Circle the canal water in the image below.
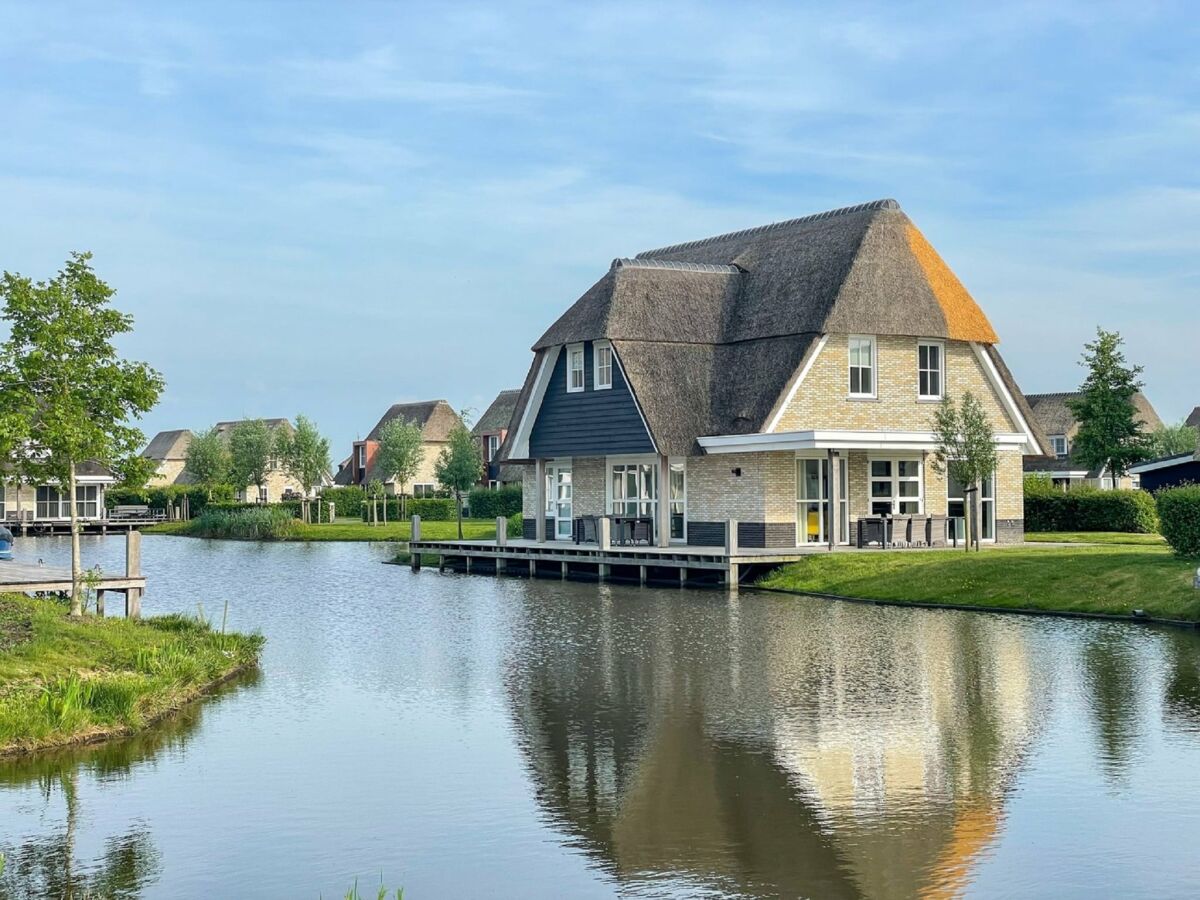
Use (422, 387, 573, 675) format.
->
(2, 536, 1199, 898)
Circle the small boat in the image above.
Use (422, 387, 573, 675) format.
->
(0, 525, 13, 560)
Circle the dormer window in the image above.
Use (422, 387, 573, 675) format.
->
(1050, 435, 1068, 458)
(594, 341, 613, 390)
(566, 344, 585, 393)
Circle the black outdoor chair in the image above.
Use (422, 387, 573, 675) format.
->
(576, 515, 599, 545)
(631, 519, 652, 545)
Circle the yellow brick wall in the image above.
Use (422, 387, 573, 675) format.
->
(687, 452, 796, 525)
(147, 459, 187, 487)
(775, 335, 1018, 434)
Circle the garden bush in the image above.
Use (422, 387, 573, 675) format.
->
(468, 485, 522, 519)
(1156, 486, 1200, 556)
(106, 484, 235, 516)
(507, 511, 523, 538)
(1024, 486, 1159, 534)
(360, 497, 458, 522)
(319, 486, 365, 518)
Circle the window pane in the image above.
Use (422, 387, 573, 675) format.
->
(899, 481, 920, 498)
(850, 367, 860, 394)
(898, 460, 920, 478)
(871, 481, 893, 498)
(860, 367, 872, 394)
(900, 501, 921, 515)
(871, 460, 891, 477)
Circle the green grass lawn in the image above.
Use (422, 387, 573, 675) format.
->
(145, 518, 498, 543)
(1025, 531, 1167, 546)
(757, 544, 1200, 622)
(0, 594, 263, 755)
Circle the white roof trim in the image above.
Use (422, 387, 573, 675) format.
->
(765, 334, 829, 433)
(509, 350, 554, 460)
(699, 429, 1029, 454)
(1130, 453, 1198, 475)
(971, 343, 1041, 455)
(1026, 469, 1090, 479)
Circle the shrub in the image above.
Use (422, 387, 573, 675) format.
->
(320, 485, 365, 518)
(361, 497, 458, 522)
(106, 484, 236, 516)
(1024, 488, 1159, 534)
(1156, 486, 1200, 556)
(188, 507, 299, 540)
(507, 511, 523, 538)
(468, 485, 522, 519)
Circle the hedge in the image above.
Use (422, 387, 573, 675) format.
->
(1024, 487, 1159, 534)
(319, 486, 365, 518)
(1156, 486, 1200, 557)
(361, 497, 458, 522)
(106, 484, 236, 516)
(468, 485, 522, 519)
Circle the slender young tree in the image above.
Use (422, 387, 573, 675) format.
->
(0, 252, 163, 614)
(374, 417, 424, 520)
(931, 392, 998, 551)
(433, 419, 484, 539)
(228, 419, 274, 503)
(1067, 328, 1152, 480)
(365, 478, 386, 526)
(1147, 421, 1198, 459)
(277, 415, 331, 521)
(184, 426, 232, 500)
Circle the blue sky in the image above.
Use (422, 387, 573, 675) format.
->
(1, 2, 1197, 454)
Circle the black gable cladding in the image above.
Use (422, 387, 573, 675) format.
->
(529, 344, 655, 458)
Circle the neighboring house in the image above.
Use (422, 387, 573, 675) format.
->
(1129, 450, 1200, 493)
(471, 389, 522, 488)
(1186, 407, 1200, 430)
(1, 461, 116, 524)
(212, 418, 305, 503)
(141, 429, 195, 486)
(1022, 392, 1162, 490)
(499, 198, 1045, 548)
(333, 400, 461, 496)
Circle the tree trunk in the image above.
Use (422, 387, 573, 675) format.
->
(456, 490, 463, 539)
(69, 465, 83, 616)
(383, 490, 387, 525)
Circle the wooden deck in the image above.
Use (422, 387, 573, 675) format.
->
(407, 535, 829, 586)
(0, 531, 148, 617)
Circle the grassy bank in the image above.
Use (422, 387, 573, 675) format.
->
(1025, 531, 1167, 546)
(146, 517, 497, 543)
(757, 545, 1200, 622)
(0, 594, 263, 756)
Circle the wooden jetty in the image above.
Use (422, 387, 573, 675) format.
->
(0, 531, 147, 617)
(407, 516, 823, 587)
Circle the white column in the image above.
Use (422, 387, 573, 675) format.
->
(656, 454, 670, 547)
(534, 459, 547, 543)
(828, 450, 841, 550)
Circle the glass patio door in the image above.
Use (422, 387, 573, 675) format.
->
(545, 463, 573, 540)
(797, 458, 849, 545)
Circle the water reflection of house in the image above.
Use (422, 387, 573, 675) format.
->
(507, 593, 1045, 899)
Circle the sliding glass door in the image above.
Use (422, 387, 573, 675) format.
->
(796, 457, 849, 545)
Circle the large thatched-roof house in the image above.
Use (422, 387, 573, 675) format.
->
(1022, 391, 1162, 489)
(499, 199, 1045, 547)
(334, 400, 462, 496)
(471, 389, 522, 488)
(141, 429, 194, 486)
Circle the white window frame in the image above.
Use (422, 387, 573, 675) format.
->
(566, 343, 585, 393)
(257, 485, 269, 504)
(947, 471, 996, 543)
(356, 444, 366, 468)
(413, 483, 436, 498)
(848, 335, 877, 399)
(486, 434, 500, 461)
(668, 458, 686, 543)
(593, 341, 613, 390)
(488, 479, 499, 490)
(605, 455, 659, 518)
(1050, 435, 1068, 458)
(868, 457, 923, 516)
(917, 340, 944, 401)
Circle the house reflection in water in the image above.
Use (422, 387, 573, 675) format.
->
(506, 592, 1049, 899)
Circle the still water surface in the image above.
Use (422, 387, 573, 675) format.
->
(2, 536, 1200, 898)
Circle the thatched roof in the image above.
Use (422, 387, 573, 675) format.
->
(1025, 391, 1162, 436)
(472, 390, 521, 436)
(141, 429, 193, 461)
(365, 400, 460, 443)
(507, 199, 1032, 457)
(1186, 407, 1200, 429)
(213, 418, 293, 440)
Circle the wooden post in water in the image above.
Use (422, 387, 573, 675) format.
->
(599, 517, 612, 552)
(96, 589, 105, 617)
(125, 530, 142, 619)
(496, 516, 508, 547)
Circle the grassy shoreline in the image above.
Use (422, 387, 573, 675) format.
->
(145, 518, 498, 543)
(0, 594, 263, 757)
(1025, 531, 1166, 546)
(757, 545, 1200, 623)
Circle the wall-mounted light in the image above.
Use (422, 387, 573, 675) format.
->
(731, 467, 742, 477)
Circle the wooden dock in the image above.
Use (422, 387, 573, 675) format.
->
(0, 531, 147, 617)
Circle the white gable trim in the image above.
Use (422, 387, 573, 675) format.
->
(765, 334, 829, 433)
(970, 343, 1041, 455)
(510, 350, 555, 460)
(1130, 453, 1198, 475)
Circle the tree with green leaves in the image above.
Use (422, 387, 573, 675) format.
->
(433, 418, 484, 539)
(228, 419, 274, 502)
(0, 252, 164, 615)
(184, 426, 232, 500)
(277, 415, 331, 521)
(1067, 328, 1152, 480)
(365, 477, 386, 526)
(1147, 421, 1198, 459)
(110, 454, 159, 491)
(931, 392, 998, 552)
(374, 417, 425, 520)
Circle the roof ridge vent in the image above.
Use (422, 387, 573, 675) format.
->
(611, 258, 742, 274)
(635, 198, 900, 259)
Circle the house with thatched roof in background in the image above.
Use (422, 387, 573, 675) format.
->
(1022, 391, 1162, 490)
(471, 389, 522, 488)
(141, 429, 194, 486)
(334, 400, 462, 496)
(499, 199, 1045, 548)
